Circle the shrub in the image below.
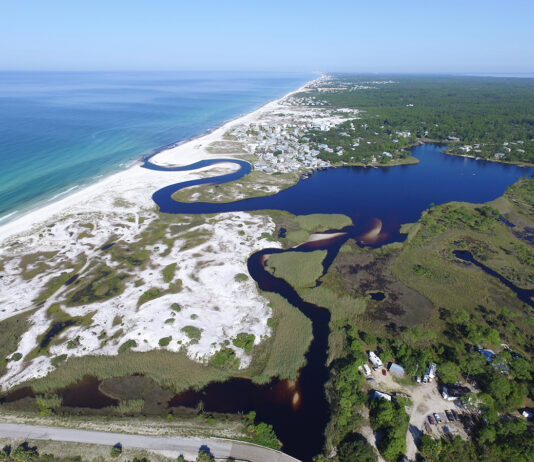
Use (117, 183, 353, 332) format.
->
(35, 394, 62, 416)
(159, 336, 172, 347)
(211, 348, 239, 368)
(118, 339, 137, 353)
(232, 333, 255, 353)
(196, 449, 213, 462)
(181, 326, 202, 341)
(110, 444, 122, 458)
(162, 263, 177, 283)
(138, 288, 162, 306)
(12, 443, 38, 462)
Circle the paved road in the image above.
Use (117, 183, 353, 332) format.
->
(0, 422, 300, 462)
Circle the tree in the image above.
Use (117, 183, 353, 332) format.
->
(196, 449, 214, 462)
(337, 433, 377, 462)
(419, 434, 441, 461)
(485, 328, 500, 347)
(377, 427, 406, 462)
(369, 399, 395, 430)
(438, 361, 460, 384)
(11, 444, 39, 462)
(110, 444, 122, 459)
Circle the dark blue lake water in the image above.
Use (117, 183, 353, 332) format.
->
(149, 143, 533, 245)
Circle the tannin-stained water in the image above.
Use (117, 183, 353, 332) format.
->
(143, 144, 532, 461)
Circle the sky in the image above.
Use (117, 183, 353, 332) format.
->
(1, 0, 533, 73)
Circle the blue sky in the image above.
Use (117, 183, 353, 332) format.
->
(1, 0, 533, 73)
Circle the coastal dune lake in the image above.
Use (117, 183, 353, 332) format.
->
(143, 143, 533, 461)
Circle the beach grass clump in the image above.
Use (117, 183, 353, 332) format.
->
(181, 326, 202, 341)
(51, 354, 67, 368)
(162, 263, 177, 283)
(158, 336, 172, 347)
(118, 339, 137, 353)
(137, 287, 162, 307)
(234, 272, 249, 282)
(266, 250, 327, 288)
(232, 333, 255, 353)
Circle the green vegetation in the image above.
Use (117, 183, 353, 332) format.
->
(35, 394, 62, 416)
(211, 348, 239, 369)
(158, 336, 172, 347)
(66, 264, 127, 306)
(243, 411, 281, 450)
(116, 398, 144, 415)
(162, 262, 177, 283)
(266, 249, 326, 287)
(369, 398, 409, 461)
(109, 445, 122, 458)
(299, 75, 534, 165)
(196, 448, 214, 462)
(118, 339, 137, 353)
(316, 178, 534, 460)
(137, 287, 162, 306)
(28, 306, 95, 360)
(172, 170, 299, 204)
(232, 333, 255, 353)
(337, 433, 377, 462)
(234, 272, 249, 282)
(294, 214, 352, 232)
(181, 326, 202, 341)
(0, 309, 34, 376)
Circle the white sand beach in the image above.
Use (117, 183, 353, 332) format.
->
(0, 78, 321, 389)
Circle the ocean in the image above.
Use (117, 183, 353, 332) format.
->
(0, 71, 312, 222)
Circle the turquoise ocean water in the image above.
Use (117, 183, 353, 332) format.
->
(0, 71, 312, 222)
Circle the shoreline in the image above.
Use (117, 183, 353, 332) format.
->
(0, 77, 319, 242)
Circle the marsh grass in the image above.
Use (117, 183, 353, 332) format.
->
(116, 398, 144, 415)
(299, 286, 366, 321)
(266, 250, 327, 287)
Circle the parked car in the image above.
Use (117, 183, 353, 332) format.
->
(428, 415, 435, 425)
(382, 369, 387, 376)
(451, 409, 459, 421)
(424, 422, 433, 434)
(434, 413, 443, 424)
(445, 410, 455, 422)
